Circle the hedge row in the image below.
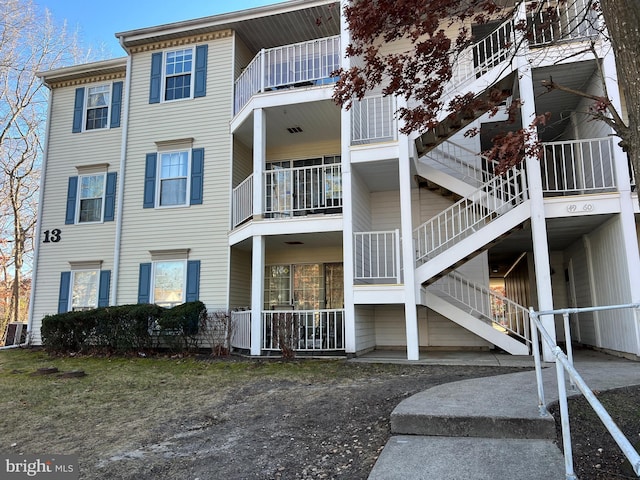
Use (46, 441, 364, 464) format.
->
(41, 302, 207, 354)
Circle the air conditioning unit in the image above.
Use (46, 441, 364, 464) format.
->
(4, 322, 27, 346)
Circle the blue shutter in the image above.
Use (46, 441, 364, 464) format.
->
(58, 272, 71, 313)
(110, 81, 123, 128)
(138, 263, 152, 304)
(98, 270, 111, 307)
(190, 148, 204, 205)
(194, 45, 208, 98)
(149, 52, 163, 104)
(72, 88, 85, 133)
(65, 176, 78, 224)
(143, 153, 157, 208)
(104, 172, 117, 221)
(186, 260, 201, 302)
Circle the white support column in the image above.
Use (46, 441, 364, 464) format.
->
(516, 2, 556, 361)
(250, 235, 265, 356)
(398, 105, 420, 360)
(253, 108, 266, 218)
(601, 46, 640, 354)
(340, 0, 356, 355)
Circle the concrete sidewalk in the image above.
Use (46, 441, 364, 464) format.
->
(366, 350, 640, 480)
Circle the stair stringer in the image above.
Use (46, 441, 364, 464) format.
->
(415, 200, 531, 285)
(420, 289, 529, 355)
(414, 161, 478, 199)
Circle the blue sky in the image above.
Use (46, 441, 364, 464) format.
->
(36, 0, 287, 57)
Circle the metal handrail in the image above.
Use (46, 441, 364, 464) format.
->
(529, 303, 640, 479)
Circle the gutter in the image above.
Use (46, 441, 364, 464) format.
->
(111, 40, 133, 305)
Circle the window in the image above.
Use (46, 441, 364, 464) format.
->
(78, 174, 106, 222)
(71, 270, 99, 311)
(58, 269, 111, 313)
(159, 151, 189, 206)
(72, 82, 123, 133)
(137, 260, 201, 306)
(149, 45, 208, 104)
(65, 172, 117, 225)
(143, 148, 204, 208)
(164, 49, 193, 101)
(153, 260, 186, 307)
(264, 263, 344, 310)
(85, 85, 111, 130)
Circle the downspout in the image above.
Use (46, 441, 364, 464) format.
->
(26, 83, 54, 343)
(111, 39, 133, 305)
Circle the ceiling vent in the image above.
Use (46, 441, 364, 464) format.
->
(287, 126, 303, 134)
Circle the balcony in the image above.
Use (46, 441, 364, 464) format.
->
(262, 309, 345, 352)
(351, 95, 397, 145)
(353, 230, 402, 284)
(232, 163, 342, 228)
(234, 35, 341, 114)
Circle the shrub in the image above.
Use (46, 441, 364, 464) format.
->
(200, 310, 235, 356)
(156, 301, 207, 352)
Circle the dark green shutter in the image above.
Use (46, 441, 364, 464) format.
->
(58, 272, 71, 313)
(110, 81, 123, 128)
(72, 88, 85, 133)
(138, 263, 152, 304)
(143, 153, 157, 208)
(65, 176, 78, 224)
(194, 45, 208, 98)
(186, 260, 200, 302)
(149, 52, 163, 104)
(98, 270, 111, 307)
(190, 148, 204, 205)
(104, 172, 117, 221)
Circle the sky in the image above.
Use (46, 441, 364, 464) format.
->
(35, 0, 288, 57)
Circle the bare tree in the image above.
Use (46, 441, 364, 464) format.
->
(0, 0, 83, 341)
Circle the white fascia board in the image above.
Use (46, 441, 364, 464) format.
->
(229, 215, 344, 246)
(543, 193, 622, 218)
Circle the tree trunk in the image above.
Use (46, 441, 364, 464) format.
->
(599, 0, 640, 193)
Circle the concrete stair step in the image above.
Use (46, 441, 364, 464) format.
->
(368, 436, 566, 480)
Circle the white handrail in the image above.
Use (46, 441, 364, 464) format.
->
(232, 174, 254, 228)
(431, 271, 531, 344)
(351, 95, 397, 145)
(353, 230, 402, 283)
(529, 303, 640, 479)
(414, 166, 527, 264)
(230, 310, 251, 350)
(527, 0, 600, 47)
(423, 140, 499, 187)
(262, 309, 345, 351)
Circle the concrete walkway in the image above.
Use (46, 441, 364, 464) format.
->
(364, 349, 640, 480)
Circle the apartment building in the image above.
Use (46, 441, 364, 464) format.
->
(30, 0, 640, 360)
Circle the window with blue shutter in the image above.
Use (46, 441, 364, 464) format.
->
(98, 270, 112, 307)
(186, 260, 201, 302)
(149, 45, 207, 103)
(149, 52, 163, 104)
(110, 81, 123, 128)
(190, 148, 204, 205)
(72, 88, 85, 133)
(65, 177, 78, 224)
(138, 263, 152, 304)
(103, 172, 117, 222)
(143, 154, 157, 208)
(58, 272, 72, 313)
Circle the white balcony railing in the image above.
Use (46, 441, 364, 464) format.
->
(234, 35, 341, 114)
(230, 310, 251, 350)
(541, 137, 616, 195)
(353, 230, 402, 284)
(430, 271, 531, 345)
(232, 174, 253, 228)
(262, 309, 345, 351)
(424, 140, 499, 187)
(414, 166, 527, 265)
(265, 164, 342, 217)
(351, 95, 397, 145)
(527, 0, 600, 47)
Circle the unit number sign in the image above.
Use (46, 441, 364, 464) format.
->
(42, 229, 62, 243)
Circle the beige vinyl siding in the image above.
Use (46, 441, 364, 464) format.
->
(370, 190, 401, 231)
(30, 83, 122, 343)
(117, 35, 234, 309)
(229, 247, 251, 309)
(373, 305, 406, 347)
(585, 216, 637, 354)
(422, 309, 491, 348)
(266, 139, 340, 162)
(234, 35, 254, 79)
(351, 169, 372, 232)
(233, 138, 253, 187)
(266, 246, 342, 265)
(354, 305, 375, 352)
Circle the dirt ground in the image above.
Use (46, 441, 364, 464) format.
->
(86, 361, 525, 480)
(549, 385, 640, 480)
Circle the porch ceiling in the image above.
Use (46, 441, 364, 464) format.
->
(481, 59, 599, 147)
(488, 213, 612, 277)
(234, 100, 341, 152)
(352, 159, 401, 192)
(232, 231, 343, 253)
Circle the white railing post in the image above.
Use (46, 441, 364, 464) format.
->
(259, 49, 265, 93)
(395, 229, 402, 284)
(529, 307, 547, 416)
(556, 357, 578, 480)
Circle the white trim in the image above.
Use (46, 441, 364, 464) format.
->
(155, 149, 192, 208)
(82, 83, 112, 132)
(70, 269, 100, 311)
(150, 259, 188, 307)
(161, 46, 196, 103)
(76, 172, 107, 224)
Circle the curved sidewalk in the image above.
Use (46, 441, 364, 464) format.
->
(368, 350, 640, 480)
